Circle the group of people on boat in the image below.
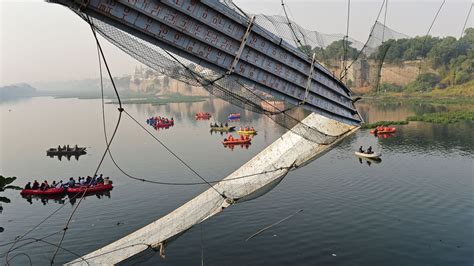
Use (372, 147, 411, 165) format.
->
(147, 116, 174, 126)
(359, 146, 374, 154)
(239, 126, 255, 132)
(224, 134, 250, 142)
(196, 112, 211, 117)
(211, 122, 228, 128)
(24, 174, 111, 190)
(54, 145, 81, 151)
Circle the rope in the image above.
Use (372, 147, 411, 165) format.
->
(340, 0, 387, 79)
(418, 0, 446, 74)
(281, 0, 305, 53)
(341, 0, 351, 81)
(245, 209, 303, 241)
(381, 0, 388, 45)
(49, 18, 125, 265)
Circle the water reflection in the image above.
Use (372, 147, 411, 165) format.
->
(358, 157, 382, 166)
(21, 190, 112, 206)
(373, 133, 396, 139)
(223, 143, 251, 151)
(47, 153, 85, 161)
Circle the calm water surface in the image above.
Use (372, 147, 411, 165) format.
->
(0, 97, 472, 265)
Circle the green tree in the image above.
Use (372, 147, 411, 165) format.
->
(406, 73, 441, 92)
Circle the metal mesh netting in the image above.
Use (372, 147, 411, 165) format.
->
(79, 13, 340, 145)
(73, 0, 408, 144)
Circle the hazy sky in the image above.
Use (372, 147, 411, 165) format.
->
(0, 0, 472, 86)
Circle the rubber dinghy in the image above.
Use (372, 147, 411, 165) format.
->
(354, 151, 382, 159)
(20, 187, 66, 196)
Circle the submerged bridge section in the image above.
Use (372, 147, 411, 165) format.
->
(49, 0, 361, 125)
(67, 112, 358, 265)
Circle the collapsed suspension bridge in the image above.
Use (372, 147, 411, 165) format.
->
(43, 0, 363, 264)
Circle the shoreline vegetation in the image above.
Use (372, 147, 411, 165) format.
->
(51, 92, 209, 105)
(361, 111, 474, 128)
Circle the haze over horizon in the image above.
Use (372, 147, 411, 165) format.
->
(0, 0, 472, 86)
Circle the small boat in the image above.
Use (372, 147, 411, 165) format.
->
(67, 183, 113, 194)
(370, 126, 396, 134)
(228, 113, 241, 120)
(222, 138, 251, 145)
(210, 126, 235, 132)
(154, 122, 174, 128)
(195, 112, 211, 119)
(20, 187, 66, 196)
(354, 151, 382, 159)
(237, 129, 257, 135)
(47, 146, 86, 156)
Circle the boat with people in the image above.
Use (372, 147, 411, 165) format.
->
(67, 183, 113, 194)
(370, 126, 396, 134)
(355, 145, 381, 159)
(21, 174, 113, 196)
(228, 113, 241, 120)
(195, 112, 211, 119)
(355, 151, 382, 159)
(222, 134, 252, 145)
(147, 116, 174, 128)
(46, 145, 86, 156)
(237, 126, 257, 135)
(20, 187, 66, 196)
(210, 126, 235, 132)
(210, 122, 235, 132)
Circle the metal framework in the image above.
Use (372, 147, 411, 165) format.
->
(49, 0, 361, 125)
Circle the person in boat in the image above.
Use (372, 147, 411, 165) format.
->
(86, 176, 92, 185)
(39, 182, 46, 191)
(68, 177, 75, 188)
(225, 122, 228, 127)
(359, 146, 365, 153)
(80, 177, 86, 186)
(240, 135, 244, 140)
(220, 123, 223, 127)
(104, 177, 111, 185)
(251, 127, 254, 131)
(25, 182, 32, 190)
(56, 181, 63, 189)
(32, 180, 39, 190)
(367, 146, 373, 154)
(58, 145, 62, 151)
(51, 181, 57, 188)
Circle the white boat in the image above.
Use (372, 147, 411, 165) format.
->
(355, 151, 382, 159)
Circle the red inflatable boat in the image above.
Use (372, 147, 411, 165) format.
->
(67, 183, 113, 194)
(195, 113, 211, 119)
(20, 187, 66, 196)
(370, 126, 396, 134)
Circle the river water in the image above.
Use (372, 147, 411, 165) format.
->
(0, 97, 472, 265)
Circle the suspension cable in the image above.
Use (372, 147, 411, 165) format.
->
(341, 0, 351, 81)
(49, 17, 125, 265)
(460, 3, 473, 38)
(340, 0, 387, 79)
(418, 0, 446, 74)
